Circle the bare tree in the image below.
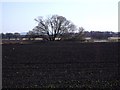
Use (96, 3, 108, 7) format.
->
(26, 31, 36, 40)
(14, 32, 20, 40)
(31, 15, 84, 41)
(5, 33, 14, 40)
(72, 27, 85, 40)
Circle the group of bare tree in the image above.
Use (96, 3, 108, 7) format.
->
(1, 33, 20, 40)
(1, 15, 119, 42)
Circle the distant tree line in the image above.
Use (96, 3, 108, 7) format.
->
(1, 33, 21, 40)
(1, 31, 119, 40)
(84, 31, 120, 40)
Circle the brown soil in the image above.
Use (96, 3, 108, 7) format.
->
(2, 42, 120, 88)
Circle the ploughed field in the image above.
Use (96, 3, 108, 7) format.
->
(2, 42, 120, 88)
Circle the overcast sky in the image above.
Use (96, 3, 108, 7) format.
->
(0, 0, 119, 33)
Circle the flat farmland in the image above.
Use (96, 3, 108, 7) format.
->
(2, 42, 120, 88)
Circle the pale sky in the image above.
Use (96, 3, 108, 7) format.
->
(0, 0, 119, 33)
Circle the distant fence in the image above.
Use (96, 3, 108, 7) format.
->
(2, 40, 39, 44)
(1, 36, 120, 44)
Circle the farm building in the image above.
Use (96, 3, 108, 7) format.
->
(84, 37, 93, 42)
(108, 37, 120, 42)
(84, 37, 108, 42)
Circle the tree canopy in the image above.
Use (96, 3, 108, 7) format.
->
(28, 15, 84, 41)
